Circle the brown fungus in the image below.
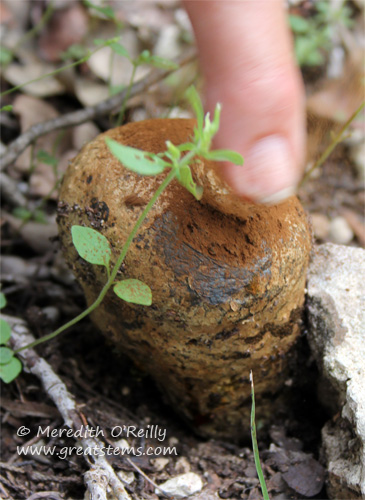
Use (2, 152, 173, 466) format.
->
(57, 119, 311, 440)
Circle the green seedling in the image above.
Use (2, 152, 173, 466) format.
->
(0, 293, 22, 383)
(250, 371, 270, 500)
(110, 44, 178, 126)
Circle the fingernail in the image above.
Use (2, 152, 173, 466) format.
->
(234, 135, 299, 204)
(259, 187, 296, 205)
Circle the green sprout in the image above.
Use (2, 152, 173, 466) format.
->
(0, 293, 22, 383)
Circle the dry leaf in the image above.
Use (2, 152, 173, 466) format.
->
(12, 95, 59, 172)
(74, 76, 109, 107)
(4, 61, 65, 97)
(307, 50, 364, 123)
(72, 122, 100, 150)
(115, 1, 174, 31)
(30, 149, 77, 198)
(38, 3, 88, 62)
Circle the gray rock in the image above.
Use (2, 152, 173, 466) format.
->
(155, 472, 203, 498)
(329, 216, 354, 245)
(307, 243, 365, 498)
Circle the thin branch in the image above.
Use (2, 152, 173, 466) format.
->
(300, 101, 365, 185)
(0, 49, 196, 172)
(0, 172, 28, 207)
(3, 314, 133, 500)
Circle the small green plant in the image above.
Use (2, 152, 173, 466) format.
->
(5, 85, 242, 367)
(0, 293, 22, 383)
(289, 0, 353, 67)
(110, 44, 179, 125)
(250, 371, 270, 500)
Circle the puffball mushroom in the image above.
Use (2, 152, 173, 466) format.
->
(57, 119, 311, 440)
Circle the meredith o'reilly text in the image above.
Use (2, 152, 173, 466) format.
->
(36, 424, 167, 442)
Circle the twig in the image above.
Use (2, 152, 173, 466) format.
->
(300, 101, 365, 185)
(0, 172, 27, 208)
(125, 457, 173, 499)
(3, 314, 134, 500)
(0, 49, 196, 172)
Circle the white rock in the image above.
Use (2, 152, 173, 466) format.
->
(307, 243, 365, 498)
(117, 470, 135, 485)
(329, 216, 354, 244)
(151, 457, 169, 471)
(310, 213, 330, 240)
(154, 24, 181, 60)
(155, 472, 203, 498)
(175, 456, 191, 473)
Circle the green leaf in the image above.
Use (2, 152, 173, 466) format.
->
(84, 0, 115, 19)
(110, 84, 126, 96)
(295, 37, 324, 66)
(0, 293, 6, 309)
(204, 149, 244, 165)
(0, 347, 14, 365)
(93, 37, 119, 46)
(105, 138, 166, 176)
(145, 55, 178, 70)
(0, 105, 13, 112)
(166, 141, 181, 162)
(186, 86, 204, 135)
(61, 44, 87, 61)
(110, 42, 130, 59)
(12, 207, 32, 222)
(250, 372, 270, 499)
(0, 319, 11, 344)
(289, 14, 310, 34)
(0, 46, 13, 65)
(136, 49, 152, 64)
(113, 279, 152, 306)
(176, 164, 203, 201)
(71, 226, 111, 267)
(0, 357, 22, 383)
(37, 150, 58, 167)
(33, 209, 47, 224)
(176, 142, 195, 152)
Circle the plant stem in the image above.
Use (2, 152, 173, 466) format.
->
(250, 371, 270, 500)
(301, 101, 365, 185)
(116, 64, 137, 127)
(14, 1, 54, 53)
(14, 169, 177, 353)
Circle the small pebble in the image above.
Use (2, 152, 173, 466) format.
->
(175, 456, 191, 474)
(154, 24, 181, 60)
(117, 470, 135, 485)
(155, 472, 203, 498)
(42, 306, 59, 324)
(311, 213, 330, 240)
(152, 457, 169, 471)
(329, 216, 354, 245)
(121, 386, 130, 396)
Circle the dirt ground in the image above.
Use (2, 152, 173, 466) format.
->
(1, 1, 364, 499)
